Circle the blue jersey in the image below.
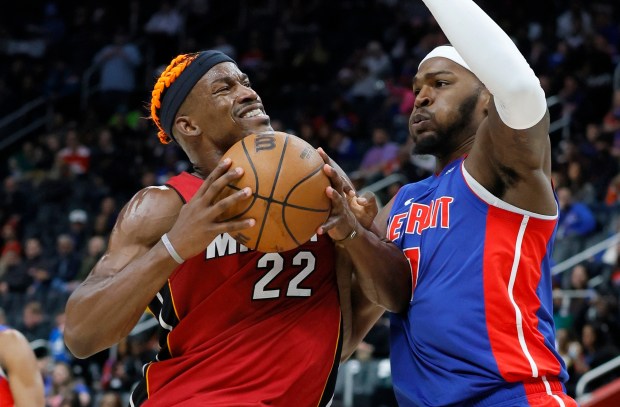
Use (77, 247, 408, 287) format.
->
(387, 157, 574, 406)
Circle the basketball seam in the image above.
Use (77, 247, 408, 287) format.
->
(281, 164, 331, 245)
(224, 184, 330, 212)
(218, 138, 262, 224)
(253, 134, 290, 250)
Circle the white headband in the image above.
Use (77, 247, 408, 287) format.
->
(419, 45, 471, 72)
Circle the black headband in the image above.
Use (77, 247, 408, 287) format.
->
(160, 50, 236, 139)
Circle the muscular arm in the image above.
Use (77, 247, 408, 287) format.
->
(336, 249, 386, 361)
(65, 160, 254, 358)
(0, 330, 44, 407)
(324, 162, 411, 313)
(339, 197, 410, 313)
(423, 0, 555, 214)
(319, 149, 398, 355)
(64, 187, 182, 358)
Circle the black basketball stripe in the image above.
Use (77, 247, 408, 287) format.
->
(217, 184, 260, 222)
(283, 164, 331, 210)
(252, 133, 290, 250)
(222, 184, 329, 212)
(279, 163, 331, 245)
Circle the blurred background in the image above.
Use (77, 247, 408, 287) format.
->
(0, 0, 619, 406)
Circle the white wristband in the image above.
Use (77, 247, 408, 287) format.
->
(161, 233, 185, 264)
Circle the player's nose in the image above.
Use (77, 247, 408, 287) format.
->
(236, 84, 259, 103)
(414, 86, 432, 108)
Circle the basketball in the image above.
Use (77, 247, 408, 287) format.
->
(216, 131, 332, 252)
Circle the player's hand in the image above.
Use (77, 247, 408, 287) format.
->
(318, 163, 357, 242)
(317, 147, 354, 191)
(351, 190, 378, 230)
(165, 158, 255, 259)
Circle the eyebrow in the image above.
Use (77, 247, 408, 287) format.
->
(211, 72, 250, 84)
(412, 70, 456, 85)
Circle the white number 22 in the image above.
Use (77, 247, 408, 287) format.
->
(253, 252, 315, 300)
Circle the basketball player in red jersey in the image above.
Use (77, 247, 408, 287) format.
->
(0, 325, 45, 406)
(64, 50, 403, 406)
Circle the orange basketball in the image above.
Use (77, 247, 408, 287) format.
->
(216, 131, 331, 252)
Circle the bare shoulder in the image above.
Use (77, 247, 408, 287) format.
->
(0, 328, 26, 345)
(0, 328, 30, 362)
(88, 186, 184, 279)
(111, 186, 184, 247)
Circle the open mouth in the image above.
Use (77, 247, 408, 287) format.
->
(241, 108, 265, 118)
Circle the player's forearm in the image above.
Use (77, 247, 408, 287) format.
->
(341, 226, 411, 313)
(423, 0, 546, 129)
(64, 242, 177, 358)
(336, 251, 386, 361)
(12, 384, 45, 407)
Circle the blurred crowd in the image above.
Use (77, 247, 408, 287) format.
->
(1, 0, 620, 405)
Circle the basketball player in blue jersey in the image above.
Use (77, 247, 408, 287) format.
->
(320, 0, 581, 405)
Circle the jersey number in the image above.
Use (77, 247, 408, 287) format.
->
(253, 252, 315, 300)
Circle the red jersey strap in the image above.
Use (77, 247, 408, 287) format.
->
(0, 377, 14, 406)
(164, 172, 203, 203)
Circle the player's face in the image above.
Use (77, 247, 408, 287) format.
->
(409, 58, 483, 157)
(183, 62, 272, 154)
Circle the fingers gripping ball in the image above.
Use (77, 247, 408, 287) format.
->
(217, 131, 331, 252)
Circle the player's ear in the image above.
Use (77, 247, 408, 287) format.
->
(479, 88, 491, 116)
(175, 115, 201, 137)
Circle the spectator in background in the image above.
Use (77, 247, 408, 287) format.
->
(211, 35, 237, 60)
(57, 129, 90, 176)
(92, 196, 118, 238)
(0, 221, 21, 258)
(326, 127, 360, 175)
(144, 1, 183, 65)
(92, 28, 142, 121)
(354, 126, 400, 185)
(67, 209, 89, 254)
(556, 327, 581, 396)
(556, 0, 592, 49)
(49, 234, 82, 296)
(1, 237, 45, 308)
(555, 186, 597, 262)
(21, 238, 54, 304)
(565, 159, 597, 206)
(45, 361, 91, 407)
(0, 250, 23, 315)
(0, 176, 28, 223)
(97, 391, 123, 407)
(76, 236, 106, 283)
(363, 41, 392, 80)
(573, 322, 620, 392)
(48, 312, 72, 365)
(15, 300, 49, 342)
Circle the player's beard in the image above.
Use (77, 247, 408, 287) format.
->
(412, 91, 480, 157)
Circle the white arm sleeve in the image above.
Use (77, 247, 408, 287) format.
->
(422, 0, 547, 130)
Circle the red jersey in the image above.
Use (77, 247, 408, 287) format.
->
(0, 376, 13, 406)
(130, 172, 342, 406)
(0, 326, 14, 406)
